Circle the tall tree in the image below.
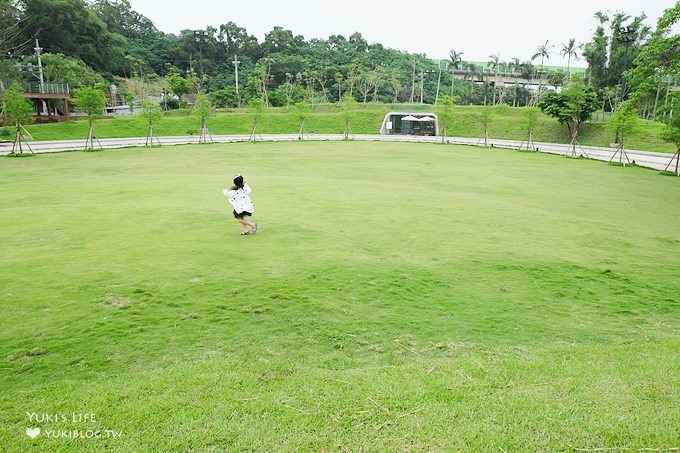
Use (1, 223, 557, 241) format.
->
(448, 49, 463, 97)
(356, 67, 372, 103)
(507, 57, 522, 106)
(627, 3, 680, 110)
(389, 68, 404, 103)
(560, 38, 580, 79)
(583, 11, 609, 89)
(90, 0, 164, 75)
(249, 58, 274, 106)
(40, 53, 106, 87)
(261, 26, 304, 55)
(608, 12, 650, 93)
(520, 61, 537, 105)
(218, 21, 260, 61)
(20, 0, 126, 74)
(508, 57, 521, 73)
(463, 63, 480, 105)
(583, 10, 651, 98)
(532, 40, 553, 95)
(488, 54, 502, 105)
(348, 32, 368, 52)
(90, 0, 157, 44)
(0, 0, 28, 56)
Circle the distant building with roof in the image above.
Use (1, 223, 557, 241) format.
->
(380, 112, 438, 136)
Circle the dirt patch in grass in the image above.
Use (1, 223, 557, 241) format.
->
(102, 295, 133, 309)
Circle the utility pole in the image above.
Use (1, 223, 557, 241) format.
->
(194, 30, 208, 89)
(435, 61, 445, 104)
(615, 25, 636, 144)
(410, 57, 416, 103)
(617, 26, 636, 102)
(419, 69, 434, 104)
(34, 39, 45, 92)
(232, 55, 241, 107)
(34, 39, 47, 114)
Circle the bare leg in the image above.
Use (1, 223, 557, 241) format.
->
(237, 218, 255, 233)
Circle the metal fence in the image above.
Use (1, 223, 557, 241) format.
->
(591, 111, 613, 123)
(0, 82, 70, 94)
(25, 82, 70, 94)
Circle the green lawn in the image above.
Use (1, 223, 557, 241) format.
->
(1, 142, 678, 451)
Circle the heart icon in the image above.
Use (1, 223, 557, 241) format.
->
(26, 427, 40, 439)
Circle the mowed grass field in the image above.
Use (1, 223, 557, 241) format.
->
(1, 141, 678, 452)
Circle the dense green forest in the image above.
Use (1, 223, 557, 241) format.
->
(0, 0, 678, 120)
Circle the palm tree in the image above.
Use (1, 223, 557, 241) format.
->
(520, 62, 537, 106)
(464, 63, 480, 104)
(532, 40, 553, 95)
(448, 49, 464, 97)
(508, 57, 522, 106)
(449, 49, 464, 70)
(532, 40, 553, 70)
(560, 38, 581, 80)
(509, 57, 521, 73)
(488, 54, 502, 105)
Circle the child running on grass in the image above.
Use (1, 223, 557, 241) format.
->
(223, 174, 258, 236)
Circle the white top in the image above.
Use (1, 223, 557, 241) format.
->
(224, 183, 254, 214)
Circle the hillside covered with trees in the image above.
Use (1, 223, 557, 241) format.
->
(0, 0, 677, 122)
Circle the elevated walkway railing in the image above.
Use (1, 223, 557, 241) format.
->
(25, 82, 70, 95)
(0, 82, 70, 95)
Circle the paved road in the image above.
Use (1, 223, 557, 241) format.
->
(1, 134, 678, 173)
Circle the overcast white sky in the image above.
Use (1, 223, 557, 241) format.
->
(127, 0, 675, 67)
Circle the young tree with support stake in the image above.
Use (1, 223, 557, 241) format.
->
(661, 119, 680, 175)
(72, 86, 106, 150)
(521, 107, 540, 151)
(194, 93, 213, 144)
(435, 95, 455, 144)
(294, 101, 310, 140)
(2, 82, 34, 155)
(608, 100, 638, 166)
(141, 100, 162, 146)
(340, 93, 356, 140)
(538, 75, 598, 157)
(660, 93, 680, 175)
(248, 97, 265, 142)
(479, 105, 494, 147)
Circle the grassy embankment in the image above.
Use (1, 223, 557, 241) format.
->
(6, 103, 675, 154)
